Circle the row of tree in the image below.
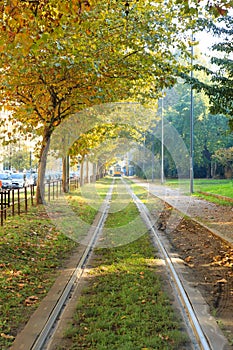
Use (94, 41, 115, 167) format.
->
(170, 13, 233, 179)
(0, 1, 232, 203)
(142, 80, 233, 179)
(138, 11, 233, 180)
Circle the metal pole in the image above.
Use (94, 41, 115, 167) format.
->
(66, 155, 70, 192)
(190, 37, 194, 194)
(161, 96, 164, 184)
(151, 134, 154, 182)
(142, 133, 145, 177)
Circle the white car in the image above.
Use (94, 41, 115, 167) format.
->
(0, 173, 12, 189)
(11, 173, 27, 189)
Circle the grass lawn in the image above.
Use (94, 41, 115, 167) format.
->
(0, 205, 78, 350)
(62, 181, 189, 350)
(164, 178, 233, 203)
(193, 179, 233, 197)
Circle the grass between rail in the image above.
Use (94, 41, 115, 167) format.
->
(0, 179, 112, 350)
(61, 180, 188, 350)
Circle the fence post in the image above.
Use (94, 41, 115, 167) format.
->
(24, 187, 28, 212)
(1, 192, 3, 226)
(30, 185, 34, 206)
(52, 181, 55, 200)
(8, 190, 10, 207)
(12, 190, 15, 216)
(17, 189, 20, 215)
(48, 182, 50, 202)
(4, 191, 7, 220)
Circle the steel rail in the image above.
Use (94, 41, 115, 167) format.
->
(123, 179, 211, 350)
(31, 181, 114, 350)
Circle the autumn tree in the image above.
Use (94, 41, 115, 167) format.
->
(0, 0, 221, 203)
(68, 122, 142, 183)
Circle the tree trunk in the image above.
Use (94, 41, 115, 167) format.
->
(80, 161, 84, 186)
(86, 158, 89, 183)
(36, 128, 52, 205)
(62, 156, 70, 193)
(211, 161, 217, 178)
(93, 163, 96, 182)
(203, 145, 211, 178)
(224, 166, 232, 179)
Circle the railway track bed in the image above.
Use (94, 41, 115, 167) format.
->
(9, 178, 233, 350)
(161, 213, 233, 346)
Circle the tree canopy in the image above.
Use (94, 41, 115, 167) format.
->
(1, 0, 232, 201)
(181, 14, 233, 131)
(162, 79, 233, 178)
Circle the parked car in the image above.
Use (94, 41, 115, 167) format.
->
(26, 172, 37, 186)
(0, 173, 12, 189)
(70, 171, 80, 180)
(11, 172, 27, 189)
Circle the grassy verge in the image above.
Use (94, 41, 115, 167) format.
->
(164, 178, 233, 204)
(0, 179, 113, 349)
(193, 192, 233, 206)
(194, 179, 233, 198)
(62, 182, 188, 350)
(0, 206, 77, 349)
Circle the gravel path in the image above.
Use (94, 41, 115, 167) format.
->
(133, 180, 233, 246)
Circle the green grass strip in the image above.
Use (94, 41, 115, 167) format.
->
(63, 182, 188, 350)
(165, 179, 233, 198)
(0, 206, 77, 350)
(64, 236, 188, 350)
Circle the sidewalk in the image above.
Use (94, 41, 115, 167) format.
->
(133, 179, 233, 246)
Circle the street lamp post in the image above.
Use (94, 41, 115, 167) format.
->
(161, 96, 164, 185)
(190, 36, 194, 194)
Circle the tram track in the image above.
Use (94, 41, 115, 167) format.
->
(33, 184, 114, 350)
(11, 178, 231, 350)
(10, 181, 115, 350)
(127, 179, 232, 349)
(123, 179, 226, 350)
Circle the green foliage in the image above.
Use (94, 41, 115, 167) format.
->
(174, 0, 232, 17)
(213, 147, 233, 167)
(1, 143, 37, 171)
(182, 15, 233, 130)
(68, 123, 143, 168)
(212, 147, 233, 178)
(159, 80, 233, 178)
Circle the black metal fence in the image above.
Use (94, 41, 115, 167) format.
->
(0, 186, 34, 226)
(0, 178, 80, 226)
